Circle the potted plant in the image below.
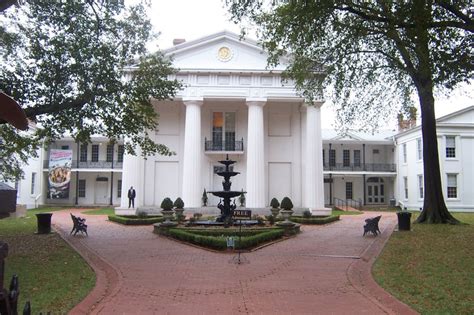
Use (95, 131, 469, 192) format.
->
(280, 197, 294, 220)
(202, 189, 208, 207)
(238, 189, 246, 207)
(160, 197, 174, 222)
(270, 197, 280, 216)
(174, 197, 185, 221)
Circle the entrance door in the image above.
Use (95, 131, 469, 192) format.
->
(367, 177, 385, 204)
(95, 181, 108, 204)
(212, 112, 236, 150)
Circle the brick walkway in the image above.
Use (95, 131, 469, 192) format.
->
(52, 211, 417, 315)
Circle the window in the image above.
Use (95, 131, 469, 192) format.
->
(329, 149, 336, 167)
(402, 143, 407, 163)
(322, 149, 325, 166)
(418, 175, 424, 199)
(403, 176, 408, 199)
(61, 145, 69, 150)
(416, 138, 422, 160)
(343, 150, 350, 167)
(212, 112, 236, 150)
(117, 180, 122, 198)
(78, 179, 86, 197)
(91, 144, 99, 162)
(354, 150, 361, 167)
(117, 145, 124, 163)
(446, 136, 456, 158)
(373, 149, 380, 154)
(345, 182, 353, 200)
(106, 144, 114, 162)
(80, 144, 88, 162)
(31, 172, 36, 195)
(447, 174, 457, 198)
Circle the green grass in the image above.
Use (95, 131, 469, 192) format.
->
(373, 212, 474, 314)
(332, 209, 362, 216)
(82, 207, 115, 215)
(108, 214, 163, 225)
(0, 207, 95, 314)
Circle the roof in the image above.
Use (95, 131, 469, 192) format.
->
(0, 183, 15, 191)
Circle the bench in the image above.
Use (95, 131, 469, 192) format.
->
(363, 216, 381, 236)
(70, 214, 88, 236)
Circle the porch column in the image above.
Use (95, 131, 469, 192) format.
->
(246, 98, 266, 208)
(304, 102, 328, 214)
(120, 148, 144, 208)
(182, 98, 203, 208)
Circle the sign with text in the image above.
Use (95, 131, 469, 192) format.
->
(48, 149, 72, 199)
(232, 209, 252, 219)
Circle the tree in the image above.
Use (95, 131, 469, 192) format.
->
(227, 0, 473, 224)
(0, 0, 181, 181)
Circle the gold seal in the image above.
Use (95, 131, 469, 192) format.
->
(218, 46, 232, 61)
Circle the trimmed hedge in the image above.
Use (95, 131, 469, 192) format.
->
(178, 227, 279, 237)
(161, 228, 286, 251)
(290, 215, 340, 225)
(108, 215, 164, 225)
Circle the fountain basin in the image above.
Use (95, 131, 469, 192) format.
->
(209, 191, 242, 198)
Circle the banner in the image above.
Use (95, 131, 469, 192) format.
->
(48, 149, 72, 199)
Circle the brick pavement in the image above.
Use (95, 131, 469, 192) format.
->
(52, 210, 417, 315)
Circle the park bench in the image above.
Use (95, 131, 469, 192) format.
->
(363, 215, 381, 236)
(70, 213, 88, 236)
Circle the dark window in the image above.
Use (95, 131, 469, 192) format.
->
(30, 173, 36, 195)
(78, 179, 86, 197)
(343, 150, 350, 167)
(446, 136, 456, 158)
(117, 179, 122, 198)
(106, 144, 114, 162)
(61, 145, 69, 150)
(373, 149, 380, 154)
(329, 149, 336, 167)
(80, 144, 88, 162)
(345, 182, 353, 200)
(447, 174, 457, 198)
(354, 150, 361, 167)
(404, 177, 408, 199)
(322, 149, 325, 166)
(117, 145, 124, 163)
(91, 144, 99, 162)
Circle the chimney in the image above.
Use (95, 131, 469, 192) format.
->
(173, 38, 186, 46)
(397, 110, 417, 132)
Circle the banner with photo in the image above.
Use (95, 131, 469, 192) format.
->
(48, 149, 72, 199)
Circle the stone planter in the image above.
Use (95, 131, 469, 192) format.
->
(270, 208, 280, 217)
(161, 210, 174, 222)
(279, 209, 294, 221)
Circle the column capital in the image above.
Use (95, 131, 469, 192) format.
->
(246, 98, 267, 107)
(183, 98, 204, 107)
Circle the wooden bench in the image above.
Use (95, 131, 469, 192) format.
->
(363, 216, 381, 236)
(70, 214, 88, 236)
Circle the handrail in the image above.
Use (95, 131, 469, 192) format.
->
(205, 138, 244, 152)
(333, 197, 362, 210)
(324, 163, 396, 172)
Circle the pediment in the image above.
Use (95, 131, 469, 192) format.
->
(330, 132, 363, 141)
(163, 31, 287, 72)
(437, 106, 474, 124)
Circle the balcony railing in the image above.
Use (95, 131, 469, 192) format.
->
(205, 138, 244, 152)
(43, 160, 123, 169)
(324, 163, 396, 172)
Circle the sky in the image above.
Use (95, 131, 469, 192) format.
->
(147, 0, 473, 130)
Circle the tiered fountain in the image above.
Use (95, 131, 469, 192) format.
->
(209, 155, 245, 224)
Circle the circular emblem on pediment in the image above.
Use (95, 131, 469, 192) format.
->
(217, 46, 233, 62)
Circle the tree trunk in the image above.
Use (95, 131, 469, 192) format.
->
(415, 80, 459, 224)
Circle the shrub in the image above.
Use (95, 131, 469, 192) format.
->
(136, 209, 148, 218)
(202, 189, 208, 206)
(268, 215, 276, 225)
(108, 215, 163, 225)
(174, 197, 185, 209)
(270, 198, 280, 209)
(290, 215, 340, 225)
(193, 213, 202, 220)
(302, 209, 312, 218)
(161, 197, 174, 211)
(280, 197, 293, 210)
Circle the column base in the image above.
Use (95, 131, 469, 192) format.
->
(310, 208, 332, 216)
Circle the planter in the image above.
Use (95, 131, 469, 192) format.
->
(161, 210, 174, 222)
(174, 208, 184, 217)
(35, 213, 53, 234)
(279, 209, 294, 221)
(270, 208, 280, 217)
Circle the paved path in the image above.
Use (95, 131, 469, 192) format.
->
(52, 211, 417, 315)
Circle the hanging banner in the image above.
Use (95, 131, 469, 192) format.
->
(48, 149, 72, 199)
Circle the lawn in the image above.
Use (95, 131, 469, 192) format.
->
(373, 212, 474, 314)
(332, 209, 362, 216)
(0, 207, 95, 314)
(82, 207, 115, 215)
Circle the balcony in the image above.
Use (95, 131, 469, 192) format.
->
(43, 160, 123, 169)
(205, 138, 244, 153)
(324, 163, 396, 172)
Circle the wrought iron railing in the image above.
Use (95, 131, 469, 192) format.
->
(333, 197, 362, 210)
(323, 163, 396, 172)
(205, 138, 244, 152)
(43, 160, 123, 169)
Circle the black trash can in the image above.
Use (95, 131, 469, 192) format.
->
(35, 213, 53, 234)
(397, 212, 412, 231)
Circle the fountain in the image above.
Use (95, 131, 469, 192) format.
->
(208, 155, 245, 224)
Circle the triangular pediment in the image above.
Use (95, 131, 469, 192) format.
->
(330, 132, 364, 141)
(437, 106, 474, 124)
(162, 30, 287, 72)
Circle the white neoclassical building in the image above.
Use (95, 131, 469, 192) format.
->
(119, 31, 328, 214)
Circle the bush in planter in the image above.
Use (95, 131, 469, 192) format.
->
(174, 197, 185, 209)
(161, 197, 174, 211)
(202, 189, 208, 207)
(270, 198, 280, 209)
(280, 197, 293, 210)
(302, 209, 312, 218)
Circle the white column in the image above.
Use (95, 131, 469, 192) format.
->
(305, 102, 329, 214)
(120, 149, 144, 209)
(246, 98, 266, 208)
(182, 99, 203, 208)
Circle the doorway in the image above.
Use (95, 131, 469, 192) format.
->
(367, 177, 385, 204)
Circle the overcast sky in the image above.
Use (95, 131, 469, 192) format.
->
(147, 0, 472, 129)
